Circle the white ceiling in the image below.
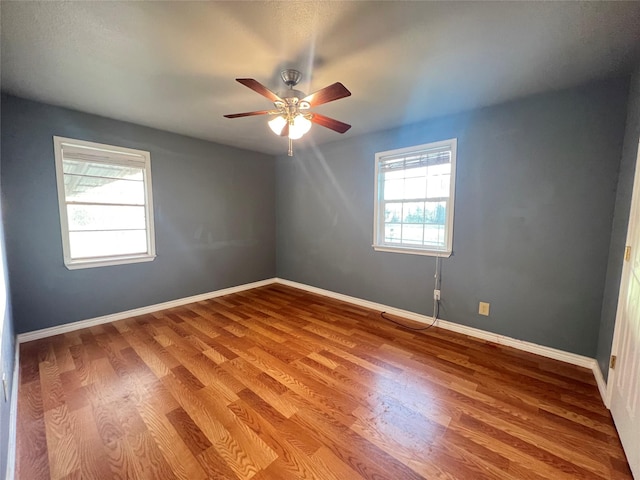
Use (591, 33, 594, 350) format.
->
(2, 1, 640, 155)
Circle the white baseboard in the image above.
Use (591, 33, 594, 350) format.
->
(592, 360, 609, 408)
(15, 276, 609, 407)
(275, 278, 600, 372)
(5, 340, 19, 480)
(17, 278, 277, 343)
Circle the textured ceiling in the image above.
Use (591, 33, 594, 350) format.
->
(2, 1, 640, 155)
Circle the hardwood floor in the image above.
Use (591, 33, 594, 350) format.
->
(16, 284, 632, 479)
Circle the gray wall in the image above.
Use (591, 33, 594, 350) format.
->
(277, 79, 629, 357)
(1, 94, 276, 334)
(597, 65, 640, 379)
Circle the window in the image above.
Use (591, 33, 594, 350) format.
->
(53, 136, 156, 269)
(373, 138, 457, 256)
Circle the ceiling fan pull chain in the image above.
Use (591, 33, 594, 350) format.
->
(288, 137, 293, 157)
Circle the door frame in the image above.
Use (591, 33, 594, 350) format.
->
(606, 136, 640, 406)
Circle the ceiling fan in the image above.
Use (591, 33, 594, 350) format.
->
(224, 69, 351, 156)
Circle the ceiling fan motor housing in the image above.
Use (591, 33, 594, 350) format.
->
(280, 69, 302, 88)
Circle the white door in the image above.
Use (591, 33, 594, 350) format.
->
(610, 139, 640, 479)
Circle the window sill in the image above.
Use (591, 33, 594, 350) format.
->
(64, 253, 156, 270)
(372, 244, 452, 258)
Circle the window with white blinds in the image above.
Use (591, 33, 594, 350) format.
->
(53, 137, 156, 269)
(373, 139, 457, 256)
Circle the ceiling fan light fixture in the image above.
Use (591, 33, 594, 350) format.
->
(288, 115, 312, 140)
(268, 115, 287, 135)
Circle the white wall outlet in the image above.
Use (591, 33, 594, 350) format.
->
(434, 289, 441, 301)
(479, 302, 490, 316)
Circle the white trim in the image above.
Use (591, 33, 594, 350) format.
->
(5, 342, 19, 480)
(373, 138, 457, 257)
(606, 137, 640, 408)
(52, 136, 157, 271)
(372, 245, 453, 258)
(275, 278, 598, 370)
(63, 254, 156, 270)
(17, 278, 276, 343)
(592, 360, 609, 407)
(15, 276, 608, 406)
(53, 137, 151, 160)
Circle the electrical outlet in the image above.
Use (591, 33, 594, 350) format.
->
(479, 302, 490, 316)
(434, 289, 441, 301)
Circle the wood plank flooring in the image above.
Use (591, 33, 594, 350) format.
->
(16, 284, 632, 479)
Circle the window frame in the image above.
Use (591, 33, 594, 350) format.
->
(53, 136, 157, 270)
(373, 138, 457, 257)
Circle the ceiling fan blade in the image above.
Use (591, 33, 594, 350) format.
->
(311, 113, 351, 134)
(224, 110, 271, 119)
(236, 78, 283, 103)
(302, 82, 351, 107)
